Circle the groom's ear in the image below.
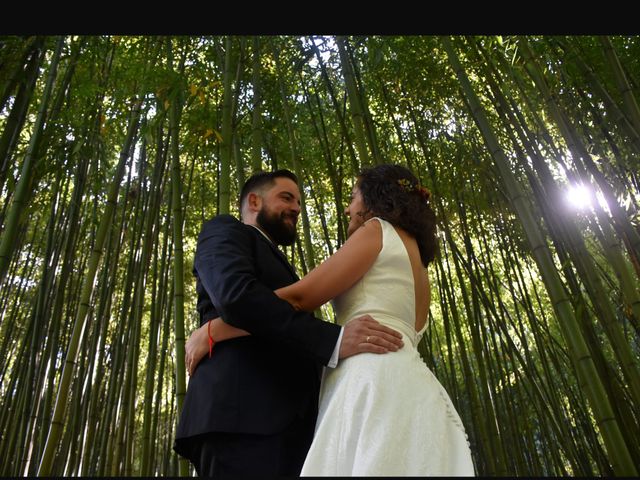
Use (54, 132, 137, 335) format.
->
(246, 191, 262, 213)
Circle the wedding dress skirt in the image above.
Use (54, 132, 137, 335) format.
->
(301, 218, 475, 476)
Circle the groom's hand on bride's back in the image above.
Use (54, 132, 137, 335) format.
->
(339, 314, 404, 359)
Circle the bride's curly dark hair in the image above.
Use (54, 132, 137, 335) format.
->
(357, 164, 438, 267)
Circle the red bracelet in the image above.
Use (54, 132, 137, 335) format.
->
(208, 319, 215, 358)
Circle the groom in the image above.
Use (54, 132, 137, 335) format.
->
(174, 169, 404, 477)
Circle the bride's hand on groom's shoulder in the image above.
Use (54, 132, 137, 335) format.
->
(339, 315, 404, 359)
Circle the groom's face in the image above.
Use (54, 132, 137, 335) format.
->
(257, 177, 301, 246)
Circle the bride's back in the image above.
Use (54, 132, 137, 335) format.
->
(333, 217, 429, 347)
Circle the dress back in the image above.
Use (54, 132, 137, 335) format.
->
(333, 217, 427, 347)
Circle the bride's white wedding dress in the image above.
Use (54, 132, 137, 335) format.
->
(301, 217, 475, 476)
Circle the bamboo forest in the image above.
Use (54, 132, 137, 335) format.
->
(1, 35, 639, 477)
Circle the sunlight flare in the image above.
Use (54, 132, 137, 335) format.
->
(566, 183, 593, 210)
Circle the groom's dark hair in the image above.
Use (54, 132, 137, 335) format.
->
(239, 169, 299, 213)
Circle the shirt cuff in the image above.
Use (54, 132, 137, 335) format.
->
(327, 326, 344, 368)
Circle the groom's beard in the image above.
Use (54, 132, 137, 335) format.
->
(257, 207, 298, 246)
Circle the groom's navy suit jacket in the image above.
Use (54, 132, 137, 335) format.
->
(175, 214, 341, 456)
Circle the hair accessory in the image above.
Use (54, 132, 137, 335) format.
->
(397, 178, 431, 202)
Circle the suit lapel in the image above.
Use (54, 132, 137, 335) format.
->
(249, 225, 299, 279)
(271, 243, 299, 279)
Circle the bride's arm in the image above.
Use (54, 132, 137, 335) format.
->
(188, 219, 387, 374)
(185, 318, 249, 375)
(276, 218, 382, 311)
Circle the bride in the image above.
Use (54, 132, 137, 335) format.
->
(187, 164, 474, 476)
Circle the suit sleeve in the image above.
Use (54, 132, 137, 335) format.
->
(194, 215, 341, 365)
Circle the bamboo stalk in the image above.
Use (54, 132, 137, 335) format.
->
(250, 37, 264, 173)
(0, 37, 63, 285)
(166, 36, 189, 478)
(601, 36, 640, 139)
(37, 99, 142, 476)
(272, 41, 317, 268)
(336, 36, 370, 167)
(441, 35, 637, 476)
